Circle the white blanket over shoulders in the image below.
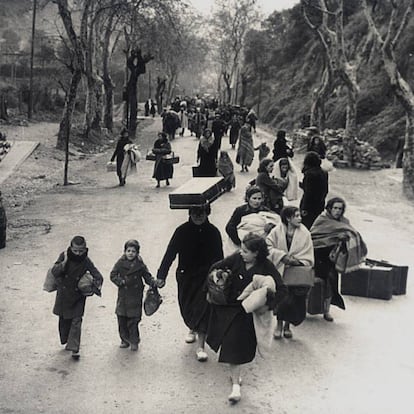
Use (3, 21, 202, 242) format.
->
(266, 223, 314, 275)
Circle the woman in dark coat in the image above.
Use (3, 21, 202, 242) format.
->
(229, 114, 242, 149)
(255, 158, 287, 215)
(152, 132, 173, 187)
(52, 236, 103, 359)
(207, 233, 286, 403)
(272, 130, 293, 162)
(225, 186, 270, 248)
(156, 205, 223, 362)
(196, 129, 217, 177)
(308, 135, 327, 159)
(110, 129, 132, 186)
(300, 151, 329, 229)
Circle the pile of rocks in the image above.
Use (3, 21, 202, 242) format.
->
(0, 132, 12, 162)
(292, 127, 388, 169)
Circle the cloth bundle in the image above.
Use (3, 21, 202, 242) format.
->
(237, 211, 280, 241)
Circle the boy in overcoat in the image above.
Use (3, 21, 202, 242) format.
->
(52, 236, 103, 359)
(110, 239, 157, 351)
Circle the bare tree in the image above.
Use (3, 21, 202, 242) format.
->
(302, 0, 371, 163)
(52, 0, 88, 185)
(211, 0, 259, 104)
(362, 0, 414, 198)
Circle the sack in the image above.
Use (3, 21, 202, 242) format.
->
(106, 161, 116, 172)
(321, 158, 334, 172)
(146, 151, 156, 161)
(206, 268, 231, 305)
(162, 152, 179, 164)
(144, 287, 163, 316)
(77, 271, 95, 296)
(283, 266, 314, 287)
(43, 268, 57, 292)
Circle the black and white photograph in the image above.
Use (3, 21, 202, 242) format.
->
(0, 0, 413, 412)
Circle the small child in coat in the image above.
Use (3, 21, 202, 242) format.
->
(254, 142, 270, 161)
(110, 239, 157, 351)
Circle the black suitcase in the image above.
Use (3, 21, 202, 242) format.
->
(307, 277, 325, 315)
(341, 265, 393, 300)
(365, 258, 408, 295)
(169, 177, 226, 209)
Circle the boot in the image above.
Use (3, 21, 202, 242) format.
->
(274, 320, 283, 339)
(324, 298, 334, 322)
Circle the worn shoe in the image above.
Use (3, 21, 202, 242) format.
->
(71, 351, 80, 359)
(283, 328, 293, 339)
(130, 343, 139, 352)
(273, 329, 283, 340)
(196, 348, 208, 362)
(185, 332, 196, 343)
(228, 384, 241, 404)
(119, 341, 130, 348)
(324, 313, 334, 322)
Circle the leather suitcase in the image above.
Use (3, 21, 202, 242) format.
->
(341, 265, 393, 300)
(169, 177, 226, 209)
(307, 277, 325, 315)
(365, 258, 408, 295)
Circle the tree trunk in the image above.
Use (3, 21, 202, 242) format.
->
(223, 72, 231, 104)
(156, 77, 166, 115)
(57, 69, 82, 151)
(402, 112, 414, 198)
(103, 74, 114, 131)
(310, 67, 333, 130)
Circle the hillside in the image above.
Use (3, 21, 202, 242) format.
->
(244, 4, 414, 160)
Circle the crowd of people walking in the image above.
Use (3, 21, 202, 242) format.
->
(51, 97, 368, 405)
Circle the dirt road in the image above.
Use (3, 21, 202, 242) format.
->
(0, 118, 413, 413)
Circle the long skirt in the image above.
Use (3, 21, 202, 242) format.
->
(277, 286, 310, 326)
(176, 269, 210, 333)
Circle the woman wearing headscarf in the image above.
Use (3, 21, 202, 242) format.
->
(236, 123, 254, 172)
(272, 130, 293, 162)
(273, 158, 299, 201)
(300, 151, 329, 229)
(255, 158, 287, 215)
(196, 128, 217, 177)
(152, 132, 173, 188)
(110, 128, 132, 186)
(310, 197, 367, 321)
(308, 135, 327, 159)
(218, 150, 236, 191)
(267, 206, 314, 339)
(156, 205, 223, 362)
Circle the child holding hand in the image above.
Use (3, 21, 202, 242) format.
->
(110, 239, 157, 351)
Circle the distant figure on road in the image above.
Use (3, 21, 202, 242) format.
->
(311, 197, 367, 322)
(307, 135, 327, 159)
(110, 239, 157, 351)
(254, 142, 270, 161)
(236, 123, 254, 172)
(156, 205, 223, 362)
(218, 150, 236, 192)
(255, 158, 287, 215)
(150, 100, 156, 117)
(152, 132, 173, 188)
(110, 128, 132, 186)
(229, 114, 242, 149)
(0, 190, 6, 249)
(162, 109, 180, 141)
(206, 233, 286, 404)
(196, 129, 217, 177)
(51, 236, 103, 359)
(246, 108, 258, 133)
(272, 130, 293, 162)
(299, 151, 329, 229)
(211, 112, 227, 159)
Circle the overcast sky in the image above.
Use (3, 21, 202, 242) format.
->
(189, 0, 300, 16)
